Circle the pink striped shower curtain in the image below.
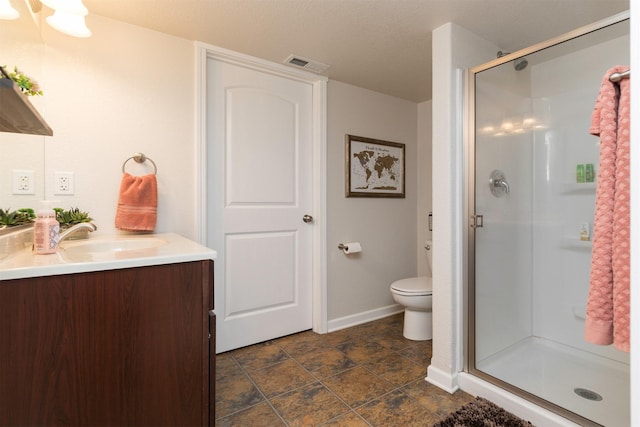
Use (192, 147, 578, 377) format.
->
(584, 66, 630, 353)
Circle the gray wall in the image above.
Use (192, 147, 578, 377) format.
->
(327, 80, 418, 327)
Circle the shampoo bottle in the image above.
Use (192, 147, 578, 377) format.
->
(585, 163, 595, 182)
(33, 208, 60, 254)
(576, 164, 585, 183)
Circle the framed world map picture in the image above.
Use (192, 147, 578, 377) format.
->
(346, 134, 405, 198)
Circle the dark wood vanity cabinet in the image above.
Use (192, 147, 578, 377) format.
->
(0, 260, 215, 426)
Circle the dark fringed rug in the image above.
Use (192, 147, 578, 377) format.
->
(433, 397, 534, 427)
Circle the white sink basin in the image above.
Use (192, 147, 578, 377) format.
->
(0, 233, 216, 282)
(61, 237, 167, 254)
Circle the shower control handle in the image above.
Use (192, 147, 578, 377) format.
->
(494, 178, 509, 192)
(489, 170, 510, 197)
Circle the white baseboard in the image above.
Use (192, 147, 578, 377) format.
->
(426, 364, 460, 393)
(327, 304, 403, 332)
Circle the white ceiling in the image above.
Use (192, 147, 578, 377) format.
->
(82, 0, 629, 103)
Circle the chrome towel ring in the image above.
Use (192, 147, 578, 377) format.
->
(122, 152, 158, 175)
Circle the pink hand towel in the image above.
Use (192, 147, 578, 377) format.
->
(114, 172, 158, 232)
(585, 66, 630, 352)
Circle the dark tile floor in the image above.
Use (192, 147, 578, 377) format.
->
(215, 313, 474, 426)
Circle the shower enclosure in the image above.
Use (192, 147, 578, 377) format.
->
(467, 14, 629, 426)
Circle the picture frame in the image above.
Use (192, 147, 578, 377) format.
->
(345, 134, 405, 198)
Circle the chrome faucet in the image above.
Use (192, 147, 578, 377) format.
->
(58, 222, 97, 243)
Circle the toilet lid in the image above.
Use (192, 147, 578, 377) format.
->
(390, 276, 432, 294)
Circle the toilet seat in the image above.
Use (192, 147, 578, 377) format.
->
(390, 276, 432, 296)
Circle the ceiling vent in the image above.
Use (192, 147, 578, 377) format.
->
(284, 54, 330, 74)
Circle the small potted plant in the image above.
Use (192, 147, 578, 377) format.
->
(0, 208, 36, 235)
(1, 66, 43, 96)
(54, 207, 94, 239)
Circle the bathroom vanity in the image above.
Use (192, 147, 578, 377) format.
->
(0, 233, 216, 426)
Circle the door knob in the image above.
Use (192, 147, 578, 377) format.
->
(302, 214, 314, 223)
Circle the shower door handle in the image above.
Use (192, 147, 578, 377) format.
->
(470, 215, 483, 228)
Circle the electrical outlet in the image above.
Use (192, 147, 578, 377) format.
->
(54, 171, 75, 195)
(12, 170, 35, 195)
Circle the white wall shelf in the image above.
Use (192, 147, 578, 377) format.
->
(560, 237, 593, 250)
(560, 182, 596, 194)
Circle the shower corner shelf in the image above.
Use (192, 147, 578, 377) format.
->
(560, 237, 593, 250)
(561, 182, 596, 194)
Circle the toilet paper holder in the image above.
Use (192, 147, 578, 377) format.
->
(337, 242, 362, 254)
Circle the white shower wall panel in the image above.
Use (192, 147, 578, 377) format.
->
(530, 91, 601, 356)
(475, 217, 533, 362)
(530, 35, 630, 364)
(475, 74, 533, 362)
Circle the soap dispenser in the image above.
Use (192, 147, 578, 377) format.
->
(33, 204, 60, 254)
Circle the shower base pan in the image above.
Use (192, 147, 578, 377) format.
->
(476, 337, 629, 426)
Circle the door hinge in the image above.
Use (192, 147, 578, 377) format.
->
(470, 215, 483, 228)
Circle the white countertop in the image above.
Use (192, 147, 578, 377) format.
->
(0, 233, 217, 281)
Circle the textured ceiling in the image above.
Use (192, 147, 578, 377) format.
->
(82, 0, 629, 102)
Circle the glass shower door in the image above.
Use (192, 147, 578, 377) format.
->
(468, 17, 630, 426)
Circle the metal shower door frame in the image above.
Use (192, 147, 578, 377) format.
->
(462, 10, 630, 427)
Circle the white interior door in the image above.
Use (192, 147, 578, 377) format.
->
(207, 58, 314, 353)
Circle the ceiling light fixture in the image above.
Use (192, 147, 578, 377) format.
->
(40, 0, 91, 38)
(46, 9, 91, 37)
(40, 0, 87, 15)
(0, 0, 19, 20)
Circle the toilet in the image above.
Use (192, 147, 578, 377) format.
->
(390, 240, 433, 341)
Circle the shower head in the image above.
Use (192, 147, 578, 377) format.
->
(496, 51, 528, 71)
(513, 58, 528, 71)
